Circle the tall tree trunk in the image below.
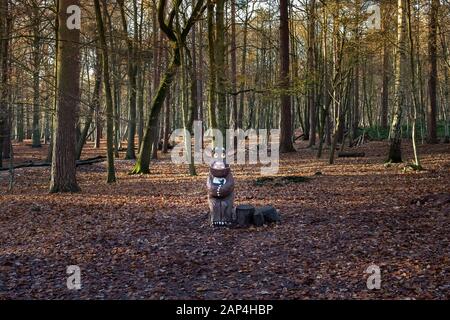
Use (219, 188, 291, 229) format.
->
(381, 43, 390, 129)
(191, 11, 199, 123)
(152, 33, 165, 160)
(381, 2, 391, 129)
(104, 8, 120, 156)
(230, 0, 237, 130)
(137, 64, 145, 148)
(387, 0, 407, 163)
(0, 0, 10, 166)
(237, 2, 249, 129)
(207, 1, 217, 129)
(352, 1, 360, 141)
(406, 0, 421, 168)
(307, 0, 316, 147)
(162, 83, 171, 153)
(131, 0, 205, 174)
(439, 24, 450, 143)
(426, 0, 438, 143)
(198, 18, 204, 125)
(94, 0, 116, 183)
(317, 7, 330, 158)
(181, 44, 197, 176)
(215, 0, 226, 134)
(118, 0, 139, 159)
(279, 0, 295, 153)
(50, 0, 81, 192)
(32, 4, 41, 148)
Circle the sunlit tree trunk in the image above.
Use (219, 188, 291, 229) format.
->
(387, 0, 407, 163)
(406, 0, 421, 168)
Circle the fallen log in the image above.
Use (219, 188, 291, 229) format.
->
(0, 156, 106, 171)
(338, 152, 366, 158)
(76, 156, 107, 166)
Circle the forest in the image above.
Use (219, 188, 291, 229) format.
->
(0, 0, 449, 300)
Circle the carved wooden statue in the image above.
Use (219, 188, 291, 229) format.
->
(207, 147, 235, 226)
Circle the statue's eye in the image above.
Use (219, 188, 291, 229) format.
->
(221, 153, 226, 158)
(214, 153, 218, 158)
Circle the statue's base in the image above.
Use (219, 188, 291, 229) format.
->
(208, 193, 234, 226)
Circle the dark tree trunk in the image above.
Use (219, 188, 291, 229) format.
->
(31, 4, 41, 148)
(207, 1, 217, 129)
(131, 0, 205, 174)
(427, 0, 438, 144)
(49, 0, 81, 192)
(215, 0, 226, 134)
(230, 0, 237, 130)
(307, 0, 316, 147)
(279, 0, 295, 153)
(237, 2, 249, 130)
(94, 0, 116, 183)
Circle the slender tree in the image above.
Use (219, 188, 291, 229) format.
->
(207, 0, 217, 130)
(215, 0, 226, 134)
(406, 0, 421, 169)
(94, 0, 116, 183)
(0, 0, 8, 167)
(279, 0, 295, 153)
(31, 2, 42, 148)
(118, 0, 139, 159)
(230, 0, 237, 130)
(387, 0, 407, 163)
(131, 0, 206, 174)
(381, 2, 391, 129)
(427, 0, 438, 143)
(307, 0, 317, 147)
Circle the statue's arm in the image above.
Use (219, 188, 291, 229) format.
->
(217, 173, 234, 198)
(207, 174, 221, 197)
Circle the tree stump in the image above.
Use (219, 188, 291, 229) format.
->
(253, 211, 265, 227)
(257, 206, 280, 223)
(236, 204, 255, 227)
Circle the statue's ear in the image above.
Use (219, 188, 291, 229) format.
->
(204, 147, 214, 163)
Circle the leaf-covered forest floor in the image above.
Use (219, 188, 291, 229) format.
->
(0, 139, 449, 299)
